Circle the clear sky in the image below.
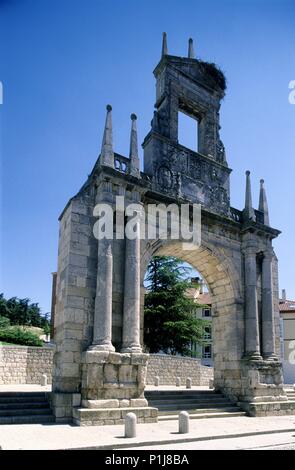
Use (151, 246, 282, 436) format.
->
(0, 0, 294, 314)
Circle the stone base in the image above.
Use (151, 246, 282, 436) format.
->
(239, 400, 295, 417)
(81, 350, 148, 401)
(72, 406, 158, 426)
(50, 392, 81, 423)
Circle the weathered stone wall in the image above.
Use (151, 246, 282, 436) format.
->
(0, 345, 54, 385)
(146, 354, 213, 386)
(0, 347, 212, 387)
(53, 193, 97, 394)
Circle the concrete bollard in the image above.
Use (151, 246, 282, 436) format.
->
(209, 379, 214, 390)
(176, 377, 181, 387)
(125, 412, 137, 438)
(186, 377, 192, 389)
(41, 374, 48, 387)
(179, 411, 189, 434)
(154, 376, 160, 387)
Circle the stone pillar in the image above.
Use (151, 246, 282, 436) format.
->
(262, 251, 277, 359)
(91, 239, 115, 351)
(244, 249, 261, 359)
(121, 220, 142, 353)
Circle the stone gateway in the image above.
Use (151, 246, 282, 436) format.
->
(51, 34, 295, 424)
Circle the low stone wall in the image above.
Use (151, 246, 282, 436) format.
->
(146, 354, 213, 386)
(0, 345, 54, 385)
(0, 347, 213, 387)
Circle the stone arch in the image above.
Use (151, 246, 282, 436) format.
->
(140, 237, 244, 400)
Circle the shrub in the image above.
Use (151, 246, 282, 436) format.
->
(0, 326, 43, 347)
(0, 316, 10, 328)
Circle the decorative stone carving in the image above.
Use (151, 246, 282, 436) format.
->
(157, 165, 173, 190)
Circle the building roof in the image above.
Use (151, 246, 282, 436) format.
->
(185, 288, 212, 306)
(197, 293, 212, 306)
(186, 291, 295, 312)
(279, 299, 295, 313)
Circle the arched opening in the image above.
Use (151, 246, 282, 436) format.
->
(140, 239, 243, 399)
(143, 256, 213, 366)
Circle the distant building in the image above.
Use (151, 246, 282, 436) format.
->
(186, 277, 213, 367)
(186, 283, 295, 381)
(279, 290, 295, 384)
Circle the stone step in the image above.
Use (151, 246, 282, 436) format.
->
(158, 410, 246, 421)
(158, 406, 240, 416)
(0, 393, 47, 404)
(0, 398, 48, 405)
(73, 406, 158, 426)
(0, 402, 50, 410)
(0, 407, 52, 417)
(149, 401, 235, 411)
(145, 394, 219, 401)
(0, 392, 46, 398)
(145, 390, 219, 397)
(0, 414, 55, 425)
(148, 397, 230, 405)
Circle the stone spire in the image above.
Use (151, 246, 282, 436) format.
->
(259, 179, 270, 226)
(129, 113, 140, 177)
(100, 104, 114, 167)
(243, 171, 256, 221)
(188, 38, 195, 58)
(162, 32, 168, 57)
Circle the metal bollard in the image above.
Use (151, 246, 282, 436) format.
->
(209, 379, 214, 390)
(176, 377, 181, 387)
(293, 384, 295, 391)
(154, 376, 160, 387)
(179, 411, 189, 434)
(125, 412, 137, 438)
(41, 374, 48, 387)
(186, 377, 192, 389)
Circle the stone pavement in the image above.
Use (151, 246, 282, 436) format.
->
(125, 431, 295, 450)
(0, 384, 211, 392)
(1, 414, 295, 450)
(0, 384, 51, 393)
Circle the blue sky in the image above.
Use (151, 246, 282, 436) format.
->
(0, 0, 294, 314)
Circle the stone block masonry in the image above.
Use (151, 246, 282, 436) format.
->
(0, 345, 54, 385)
(146, 354, 213, 386)
(0, 347, 212, 388)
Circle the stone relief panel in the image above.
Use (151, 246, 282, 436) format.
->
(150, 139, 230, 216)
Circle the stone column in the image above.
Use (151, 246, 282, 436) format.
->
(244, 249, 262, 359)
(262, 251, 277, 359)
(91, 238, 115, 351)
(121, 220, 142, 353)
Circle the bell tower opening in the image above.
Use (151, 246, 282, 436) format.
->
(178, 110, 199, 152)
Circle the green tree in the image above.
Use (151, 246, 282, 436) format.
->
(0, 293, 50, 330)
(144, 256, 208, 356)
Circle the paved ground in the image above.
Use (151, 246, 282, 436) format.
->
(1, 384, 295, 450)
(1, 415, 295, 450)
(125, 431, 295, 450)
(0, 384, 51, 392)
(0, 384, 211, 392)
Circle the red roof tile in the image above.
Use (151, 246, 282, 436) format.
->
(279, 299, 295, 312)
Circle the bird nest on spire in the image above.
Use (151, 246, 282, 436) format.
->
(197, 60, 227, 92)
